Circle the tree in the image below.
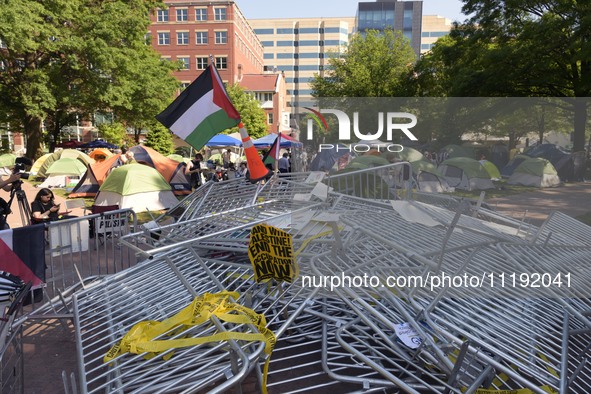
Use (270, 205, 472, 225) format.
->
(225, 84, 268, 139)
(311, 29, 416, 98)
(144, 122, 174, 155)
(411, 1, 591, 152)
(97, 122, 127, 146)
(0, 0, 178, 159)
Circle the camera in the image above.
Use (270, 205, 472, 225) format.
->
(12, 157, 32, 180)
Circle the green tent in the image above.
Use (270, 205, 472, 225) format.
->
(508, 158, 560, 187)
(479, 160, 501, 180)
(441, 144, 474, 159)
(46, 157, 87, 176)
(36, 149, 94, 178)
(95, 164, 179, 212)
(346, 155, 389, 169)
(391, 147, 425, 162)
(439, 157, 495, 191)
(167, 154, 191, 164)
(0, 153, 16, 168)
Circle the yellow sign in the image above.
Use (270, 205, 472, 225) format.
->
(248, 224, 296, 283)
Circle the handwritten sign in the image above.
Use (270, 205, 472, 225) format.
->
(248, 224, 296, 283)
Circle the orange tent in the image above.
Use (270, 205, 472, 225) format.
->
(89, 148, 113, 161)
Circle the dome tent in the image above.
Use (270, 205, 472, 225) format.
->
(507, 158, 560, 188)
(36, 149, 94, 179)
(479, 160, 501, 180)
(94, 164, 179, 212)
(438, 157, 495, 191)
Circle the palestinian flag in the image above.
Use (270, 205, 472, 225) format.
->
(0, 224, 46, 287)
(262, 133, 281, 165)
(156, 63, 241, 151)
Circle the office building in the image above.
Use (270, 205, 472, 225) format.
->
(421, 15, 453, 53)
(356, 0, 423, 55)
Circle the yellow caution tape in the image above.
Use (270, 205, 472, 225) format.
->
(474, 386, 557, 394)
(104, 291, 277, 394)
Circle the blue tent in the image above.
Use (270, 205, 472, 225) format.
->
(253, 134, 302, 149)
(79, 140, 118, 149)
(205, 134, 242, 147)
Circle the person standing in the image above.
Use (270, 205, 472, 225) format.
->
(278, 153, 290, 173)
(222, 149, 232, 169)
(186, 153, 203, 189)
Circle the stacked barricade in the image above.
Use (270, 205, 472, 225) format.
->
(4, 165, 591, 393)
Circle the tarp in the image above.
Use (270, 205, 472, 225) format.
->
(205, 134, 242, 147)
(439, 157, 494, 191)
(507, 157, 560, 188)
(129, 146, 191, 196)
(46, 157, 87, 176)
(36, 149, 94, 179)
(95, 164, 179, 212)
(253, 133, 302, 149)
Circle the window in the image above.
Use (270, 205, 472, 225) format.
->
(176, 9, 188, 22)
(195, 8, 207, 21)
(214, 7, 227, 21)
(215, 31, 227, 44)
(261, 41, 274, 47)
(157, 32, 170, 45)
(177, 32, 189, 45)
(254, 28, 274, 34)
(263, 53, 274, 59)
(196, 56, 208, 70)
(180, 82, 190, 90)
(178, 57, 190, 70)
(267, 113, 274, 125)
(157, 9, 168, 22)
(276, 28, 294, 34)
(215, 57, 227, 69)
(196, 31, 208, 44)
(276, 41, 294, 46)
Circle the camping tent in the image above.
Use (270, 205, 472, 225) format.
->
(309, 144, 353, 172)
(500, 154, 531, 178)
(524, 144, 575, 181)
(129, 146, 191, 196)
(0, 154, 16, 168)
(438, 157, 495, 191)
(80, 140, 118, 149)
(167, 154, 191, 165)
(69, 154, 122, 198)
(30, 153, 52, 176)
(46, 157, 87, 176)
(89, 148, 113, 161)
(36, 149, 94, 179)
(410, 160, 451, 193)
(479, 160, 501, 180)
(507, 158, 560, 188)
(94, 164, 179, 212)
(205, 134, 242, 147)
(439, 145, 475, 162)
(346, 155, 390, 170)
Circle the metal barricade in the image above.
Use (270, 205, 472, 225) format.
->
(25, 208, 138, 317)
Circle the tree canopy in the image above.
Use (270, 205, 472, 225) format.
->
(0, 0, 179, 159)
(311, 29, 416, 98)
(225, 84, 268, 139)
(411, 0, 590, 152)
(144, 122, 174, 155)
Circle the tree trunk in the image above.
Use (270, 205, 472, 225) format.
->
(537, 107, 545, 144)
(24, 115, 44, 160)
(573, 98, 588, 152)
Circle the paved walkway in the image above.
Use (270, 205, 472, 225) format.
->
(487, 181, 591, 226)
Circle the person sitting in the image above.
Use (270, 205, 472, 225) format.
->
(31, 188, 60, 222)
(235, 162, 248, 178)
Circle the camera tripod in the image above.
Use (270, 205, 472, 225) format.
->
(2, 181, 32, 227)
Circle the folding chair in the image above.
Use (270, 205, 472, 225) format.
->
(63, 199, 88, 216)
(89, 205, 121, 246)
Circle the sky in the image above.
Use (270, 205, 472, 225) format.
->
(239, 0, 467, 23)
